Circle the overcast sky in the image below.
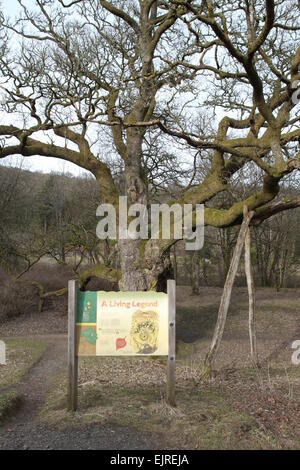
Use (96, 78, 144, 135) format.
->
(4, 0, 21, 17)
(1, 0, 90, 176)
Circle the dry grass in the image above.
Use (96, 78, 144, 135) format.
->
(39, 356, 272, 449)
(0, 338, 47, 423)
(0, 338, 48, 391)
(2, 284, 300, 448)
(39, 286, 300, 449)
(0, 390, 21, 422)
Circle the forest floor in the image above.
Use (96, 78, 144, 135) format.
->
(1, 286, 300, 449)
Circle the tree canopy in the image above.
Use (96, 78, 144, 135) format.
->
(0, 0, 300, 289)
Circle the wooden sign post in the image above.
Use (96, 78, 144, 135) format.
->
(67, 280, 176, 411)
(0, 340, 6, 365)
(167, 279, 176, 407)
(68, 279, 78, 411)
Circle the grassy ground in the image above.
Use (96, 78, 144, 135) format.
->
(0, 339, 47, 421)
(2, 286, 300, 449)
(0, 390, 21, 422)
(39, 359, 300, 449)
(40, 357, 262, 449)
(38, 286, 300, 449)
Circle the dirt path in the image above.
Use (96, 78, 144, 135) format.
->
(0, 335, 155, 450)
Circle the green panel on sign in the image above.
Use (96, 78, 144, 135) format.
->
(76, 291, 97, 323)
(81, 327, 97, 345)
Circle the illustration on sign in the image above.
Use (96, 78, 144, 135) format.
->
(130, 309, 159, 354)
(76, 291, 168, 356)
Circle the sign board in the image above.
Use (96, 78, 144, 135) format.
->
(76, 291, 169, 356)
(67, 280, 176, 411)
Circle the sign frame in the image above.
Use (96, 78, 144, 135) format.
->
(67, 279, 176, 411)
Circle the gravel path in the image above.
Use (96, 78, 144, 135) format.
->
(0, 335, 155, 450)
(0, 422, 154, 450)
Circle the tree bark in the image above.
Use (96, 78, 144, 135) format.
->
(244, 224, 258, 367)
(191, 251, 201, 294)
(118, 238, 172, 292)
(202, 257, 208, 286)
(202, 208, 254, 377)
(173, 245, 177, 284)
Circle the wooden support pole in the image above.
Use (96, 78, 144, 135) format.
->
(203, 208, 254, 372)
(68, 279, 78, 411)
(167, 279, 176, 407)
(245, 225, 258, 367)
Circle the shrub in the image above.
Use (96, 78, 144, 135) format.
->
(0, 270, 38, 322)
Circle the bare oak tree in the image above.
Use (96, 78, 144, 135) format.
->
(0, 0, 299, 291)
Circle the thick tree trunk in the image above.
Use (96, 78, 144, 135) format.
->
(113, 5, 163, 292)
(118, 130, 147, 290)
(118, 238, 172, 292)
(201, 208, 254, 378)
(118, 144, 172, 291)
(118, 239, 147, 291)
(244, 225, 258, 367)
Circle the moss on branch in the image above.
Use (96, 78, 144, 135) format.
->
(79, 264, 121, 290)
